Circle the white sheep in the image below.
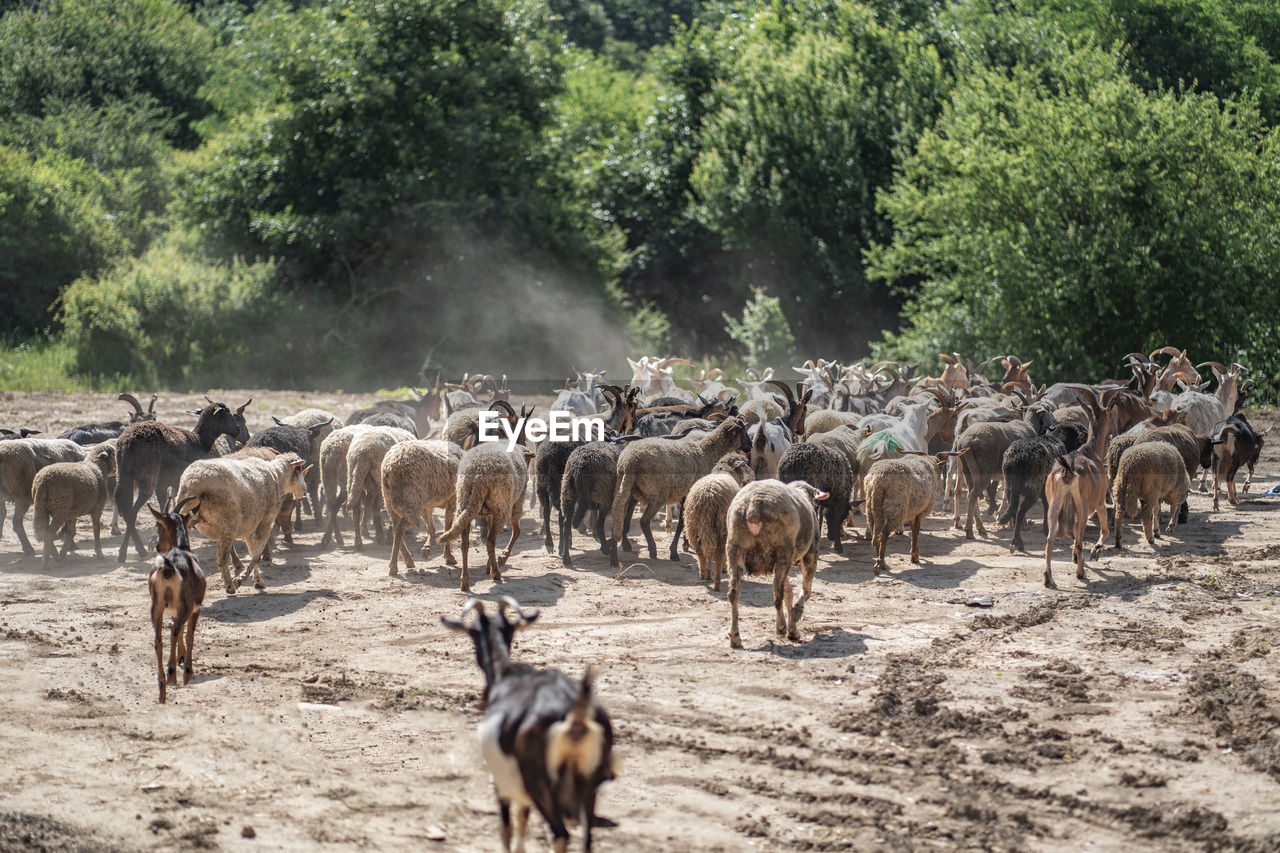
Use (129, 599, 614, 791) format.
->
(176, 452, 311, 593)
(0, 438, 87, 555)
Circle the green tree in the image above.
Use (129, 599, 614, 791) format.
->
(0, 145, 127, 334)
(723, 288, 795, 367)
(868, 47, 1280, 388)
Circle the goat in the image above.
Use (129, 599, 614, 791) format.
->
(148, 498, 206, 703)
(442, 598, 615, 853)
(1210, 414, 1268, 511)
(114, 400, 243, 562)
(1042, 398, 1111, 588)
(57, 392, 156, 445)
(999, 423, 1087, 553)
(627, 356, 693, 397)
(726, 479, 828, 648)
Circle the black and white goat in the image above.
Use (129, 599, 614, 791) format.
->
(442, 598, 616, 853)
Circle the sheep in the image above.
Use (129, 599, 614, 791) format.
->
(1112, 442, 1189, 549)
(776, 441, 853, 554)
(275, 408, 341, 518)
(442, 598, 615, 853)
(114, 400, 244, 562)
(725, 479, 829, 648)
(863, 450, 967, 575)
(1132, 424, 1214, 521)
(30, 443, 117, 569)
(0, 438, 89, 555)
(224, 447, 298, 567)
(148, 498, 206, 704)
(248, 418, 334, 530)
(683, 452, 754, 590)
(318, 424, 378, 547)
(535, 437, 588, 554)
(344, 426, 417, 550)
(558, 435, 641, 567)
(951, 418, 1037, 538)
(1210, 415, 1267, 511)
(438, 443, 533, 592)
(175, 451, 311, 593)
(606, 416, 748, 567)
(999, 423, 1087, 553)
(381, 439, 462, 574)
(1043, 401, 1111, 588)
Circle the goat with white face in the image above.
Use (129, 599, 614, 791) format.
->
(443, 598, 616, 853)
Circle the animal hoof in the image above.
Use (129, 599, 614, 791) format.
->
(225, 584, 237, 594)
(1044, 576, 1057, 589)
(729, 635, 743, 650)
(254, 580, 266, 590)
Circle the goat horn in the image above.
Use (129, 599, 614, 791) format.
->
(1232, 363, 1249, 374)
(1005, 355, 1023, 368)
(118, 393, 145, 416)
(744, 368, 759, 381)
(497, 596, 535, 627)
(1150, 346, 1183, 359)
(174, 495, 199, 514)
(1123, 352, 1153, 364)
(237, 398, 252, 415)
(1194, 361, 1225, 374)
(937, 353, 956, 364)
(488, 400, 516, 418)
(765, 379, 795, 404)
(204, 395, 216, 406)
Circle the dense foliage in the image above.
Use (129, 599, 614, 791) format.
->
(1, 0, 1277, 395)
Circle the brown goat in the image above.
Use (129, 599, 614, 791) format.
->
(1043, 397, 1113, 588)
(147, 498, 206, 703)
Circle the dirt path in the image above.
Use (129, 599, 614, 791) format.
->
(0, 390, 1278, 851)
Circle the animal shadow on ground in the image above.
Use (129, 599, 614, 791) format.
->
(204, 588, 340, 623)
(401, 567, 572, 609)
(0, 550, 119, 578)
(766, 627, 868, 659)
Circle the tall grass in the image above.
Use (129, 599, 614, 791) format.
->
(0, 336, 138, 392)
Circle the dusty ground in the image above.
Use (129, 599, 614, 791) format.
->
(0, 389, 1278, 852)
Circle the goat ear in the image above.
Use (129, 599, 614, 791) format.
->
(440, 617, 471, 633)
(147, 504, 165, 522)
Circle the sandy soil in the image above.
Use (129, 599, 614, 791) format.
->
(0, 389, 1278, 852)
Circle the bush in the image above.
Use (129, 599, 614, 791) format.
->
(0, 145, 127, 335)
(58, 234, 282, 387)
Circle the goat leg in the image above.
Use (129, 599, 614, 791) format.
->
(668, 501, 686, 561)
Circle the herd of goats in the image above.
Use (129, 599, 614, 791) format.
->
(0, 348, 1269, 852)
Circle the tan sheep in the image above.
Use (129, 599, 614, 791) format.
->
(725, 479, 829, 649)
(1112, 443, 1189, 549)
(30, 443, 117, 569)
(344, 426, 416, 550)
(438, 443, 534, 592)
(0, 438, 87, 555)
(863, 449, 967, 575)
(381, 439, 463, 574)
(683, 452, 754, 590)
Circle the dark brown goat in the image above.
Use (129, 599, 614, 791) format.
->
(147, 498, 206, 704)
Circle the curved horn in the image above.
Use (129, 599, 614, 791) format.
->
(744, 368, 759, 381)
(1194, 361, 1226, 374)
(174, 495, 200, 514)
(204, 395, 216, 406)
(272, 416, 287, 427)
(657, 357, 693, 370)
(236, 398, 252, 415)
(1122, 352, 1153, 365)
(937, 353, 956, 364)
(118, 393, 145, 416)
(766, 380, 795, 404)
(1150, 346, 1183, 360)
(489, 400, 517, 419)
(1231, 363, 1249, 374)
(1004, 355, 1023, 368)
(497, 596, 536, 627)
